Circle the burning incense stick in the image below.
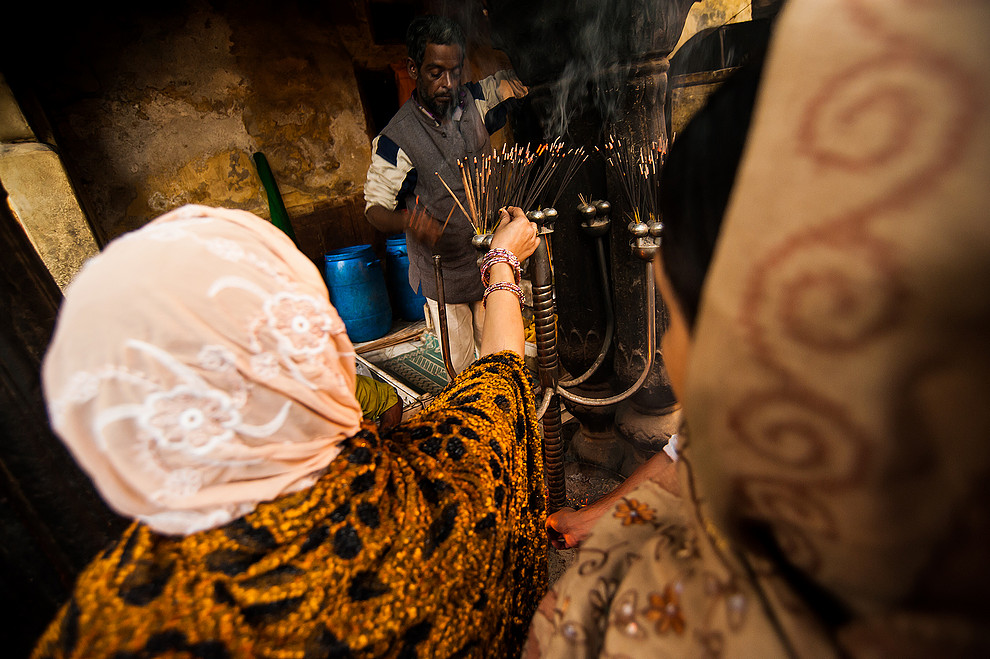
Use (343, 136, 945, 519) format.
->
(597, 135, 666, 225)
(439, 205, 455, 236)
(438, 139, 588, 235)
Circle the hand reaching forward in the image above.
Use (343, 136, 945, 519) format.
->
(489, 206, 540, 262)
(546, 507, 598, 550)
(545, 452, 681, 549)
(477, 206, 539, 359)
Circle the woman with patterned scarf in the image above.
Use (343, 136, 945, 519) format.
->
(33, 203, 546, 657)
(528, 0, 990, 655)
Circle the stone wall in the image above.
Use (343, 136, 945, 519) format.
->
(3, 1, 411, 267)
(673, 0, 753, 53)
(2, 0, 747, 275)
(2, 1, 531, 272)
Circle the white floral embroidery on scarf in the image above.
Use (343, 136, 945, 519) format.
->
(209, 275, 345, 390)
(198, 345, 237, 372)
(205, 237, 245, 261)
(197, 347, 250, 409)
(137, 217, 292, 289)
(242, 252, 293, 289)
(202, 237, 290, 290)
(50, 366, 158, 427)
(250, 353, 280, 381)
(161, 468, 204, 498)
(82, 340, 293, 468)
(140, 386, 241, 456)
(64, 371, 101, 403)
(264, 292, 334, 356)
(44, 206, 362, 536)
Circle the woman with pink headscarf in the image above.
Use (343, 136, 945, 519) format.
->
(33, 204, 545, 657)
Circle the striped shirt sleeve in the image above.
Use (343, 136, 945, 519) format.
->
(364, 134, 417, 212)
(468, 70, 529, 135)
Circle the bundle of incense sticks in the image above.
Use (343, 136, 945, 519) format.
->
(437, 139, 587, 235)
(597, 135, 666, 225)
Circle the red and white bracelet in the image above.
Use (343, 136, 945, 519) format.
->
(480, 248, 521, 288)
(483, 281, 525, 308)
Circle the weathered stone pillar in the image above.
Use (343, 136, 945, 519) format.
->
(606, 57, 682, 476)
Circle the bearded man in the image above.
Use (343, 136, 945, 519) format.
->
(364, 14, 526, 373)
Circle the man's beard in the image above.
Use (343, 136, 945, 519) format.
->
(424, 93, 453, 119)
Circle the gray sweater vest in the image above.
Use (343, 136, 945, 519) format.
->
(379, 92, 491, 303)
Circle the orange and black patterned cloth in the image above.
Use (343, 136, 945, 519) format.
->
(34, 352, 547, 658)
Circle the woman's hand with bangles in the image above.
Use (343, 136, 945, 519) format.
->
(478, 207, 538, 359)
(489, 207, 539, 262)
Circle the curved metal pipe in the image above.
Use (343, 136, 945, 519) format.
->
(433, 255, 456, 380)
(557, 235, 614, 388)
(557, 262, 656, 407)
(536, 387, 555, 419)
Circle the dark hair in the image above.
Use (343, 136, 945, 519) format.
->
(405, 15, 466, 66)
(658, 53, 766, 328)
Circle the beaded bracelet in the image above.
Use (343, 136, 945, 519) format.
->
(480, 248, 521, 288)
(481, 249, 520, 287)
(483, 281, 525, 308)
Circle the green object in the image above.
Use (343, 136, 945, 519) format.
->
(252, 152, 298, 245)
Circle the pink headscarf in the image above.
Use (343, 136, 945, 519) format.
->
(43, 205, 363, 535)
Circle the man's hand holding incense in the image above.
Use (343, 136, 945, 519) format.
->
(404, 203, 443, 246)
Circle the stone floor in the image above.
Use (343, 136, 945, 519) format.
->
(548, 546, 576, 584)
(547, 421, 626, 584)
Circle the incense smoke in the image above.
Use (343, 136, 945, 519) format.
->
(486, 0, 697, 139)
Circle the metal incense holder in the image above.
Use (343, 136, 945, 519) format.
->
(629, 215, 664, 261)
(530, 199, 658, 512)
(432, 202, 658, 513)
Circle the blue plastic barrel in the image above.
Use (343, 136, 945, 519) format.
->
(385, 234, 427, 321)
(324, 245, 392, 343)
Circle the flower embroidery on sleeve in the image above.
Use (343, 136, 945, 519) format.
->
(613, 498, 655, 526)
(643, 584, 686, 635)
(610, 590, 645, 639)
(552, 595, 589, 645)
